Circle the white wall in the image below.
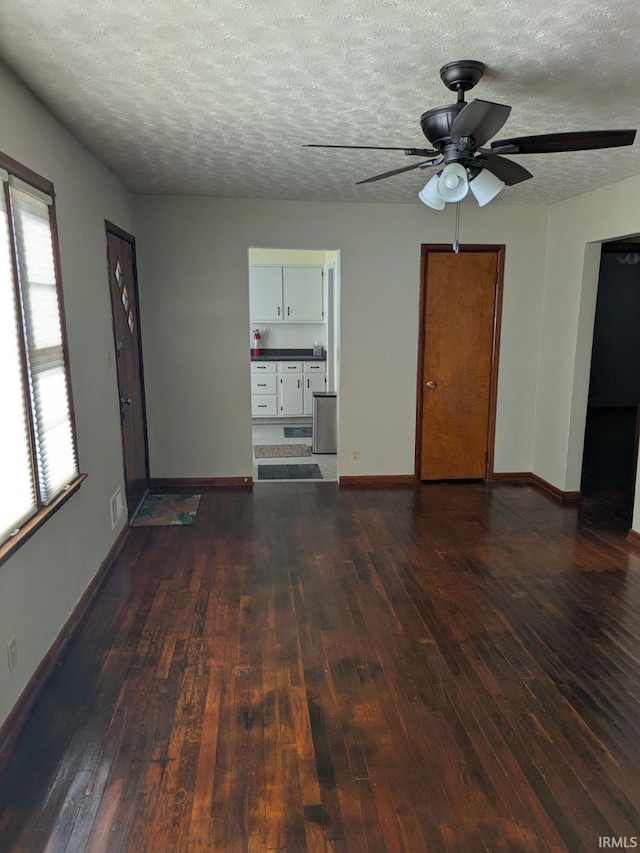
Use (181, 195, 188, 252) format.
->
(0, 65, 134, 729)
(134, 196, 548, 479)
(532, 173, 640, 533)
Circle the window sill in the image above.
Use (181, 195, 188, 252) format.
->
(0, 474, 88, 569)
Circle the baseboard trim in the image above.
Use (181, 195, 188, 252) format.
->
(150, 477, 253, 488)
(492, 472, 531, 482)
(0, 523, 129, 772)
(628, 529, 640, 548)
(529, 473, 581, 503)
(339, 475, 414, 487)
(493, 472, 581, 503)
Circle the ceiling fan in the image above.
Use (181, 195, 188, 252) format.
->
(306, 60, 637, 208)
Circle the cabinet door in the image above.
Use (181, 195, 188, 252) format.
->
(282, 267, 323, 321)
(280, 373, 304, 415)
(249, 266, 283, 320)
(304, 373, 327, 415)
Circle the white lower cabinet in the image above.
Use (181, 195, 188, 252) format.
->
(251, 359, 326, 417)
(280, 373, 304, 415)
(251, 361, 277, 416)
(304, 373, 326, 414)
(303, 360, 326, 415)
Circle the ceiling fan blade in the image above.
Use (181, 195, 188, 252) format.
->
(306, 144, 437, 156)
(491, 129, 637, 155)
(450, 99, 512, 147)
(356, 160, 439, 185)
(482, 155, 533, 186)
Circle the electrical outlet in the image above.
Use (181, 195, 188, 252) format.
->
(7, 636, 17, 672)
(110, 488, 125, 528)
(351, 449, 360, 463)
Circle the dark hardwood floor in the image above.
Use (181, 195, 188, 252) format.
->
(1, 482, 640, 852)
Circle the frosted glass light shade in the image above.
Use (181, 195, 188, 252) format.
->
(437, 164, 469, 202)
(418, 174, 445, 210)
(469, 169, 505, 206)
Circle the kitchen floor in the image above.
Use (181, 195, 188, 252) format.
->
(252, 418, 337, 482)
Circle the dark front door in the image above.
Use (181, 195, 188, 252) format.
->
(106, 223, 149, 518)
(416, 246, 503, 481)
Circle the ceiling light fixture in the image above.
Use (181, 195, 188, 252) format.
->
(469, 169, 505, 207)
(419, 163, 505, 210)
(418, 163, 506, 251)
(437, 164, 469, 203)
(418, 173, 445, 210)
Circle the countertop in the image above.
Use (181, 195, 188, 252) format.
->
(251, 348, 326, 362)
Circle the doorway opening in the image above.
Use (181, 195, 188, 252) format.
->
(580, 241, 640, 526)
(247, 248, 340, 483)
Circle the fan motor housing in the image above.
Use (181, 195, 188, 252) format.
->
(419, 103, 465, 148)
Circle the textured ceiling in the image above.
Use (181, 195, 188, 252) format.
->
(0, 0, 639, 204)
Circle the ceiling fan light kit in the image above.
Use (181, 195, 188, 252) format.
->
(418, 174, 446, 210)
(469, 169, 506, 207)
(436, 163, 469, 203)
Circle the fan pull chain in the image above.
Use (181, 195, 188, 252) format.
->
(453, 201, 461, 253)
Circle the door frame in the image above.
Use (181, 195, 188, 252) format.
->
(414, 244, 506, 484)
(105, 220, 151, 515)
(325, 259, 337, 392)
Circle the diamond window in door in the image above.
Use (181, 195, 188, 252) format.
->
(114, 258, 135, 335)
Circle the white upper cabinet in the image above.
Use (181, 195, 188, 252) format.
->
(282, 266, 323, 321)
(249, 265, 323, 322)
(249, 266, 284, 321)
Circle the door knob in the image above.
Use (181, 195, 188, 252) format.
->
(120, 396, 132, 405)
(425, 381, 437, 389)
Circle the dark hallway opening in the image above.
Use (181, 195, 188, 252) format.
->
(581, 244, 640, 529)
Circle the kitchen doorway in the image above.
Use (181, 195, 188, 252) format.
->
(247, 248, 340, 483)
(580, 242, 640, 527)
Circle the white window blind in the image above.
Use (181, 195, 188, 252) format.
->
(0, 181, 38, 541)
(9, 184, 78, 505)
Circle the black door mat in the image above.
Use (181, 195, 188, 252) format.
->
(258, 464, 323, 480)
(284, 426, 312, 438)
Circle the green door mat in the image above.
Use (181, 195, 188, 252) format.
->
(132, 493, 201, 526)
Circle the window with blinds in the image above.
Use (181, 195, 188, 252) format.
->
(0, 160, 79, 551)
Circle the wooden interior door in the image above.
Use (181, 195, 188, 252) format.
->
(106, 223, 149, 518)
(417, 247, 503, 481)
